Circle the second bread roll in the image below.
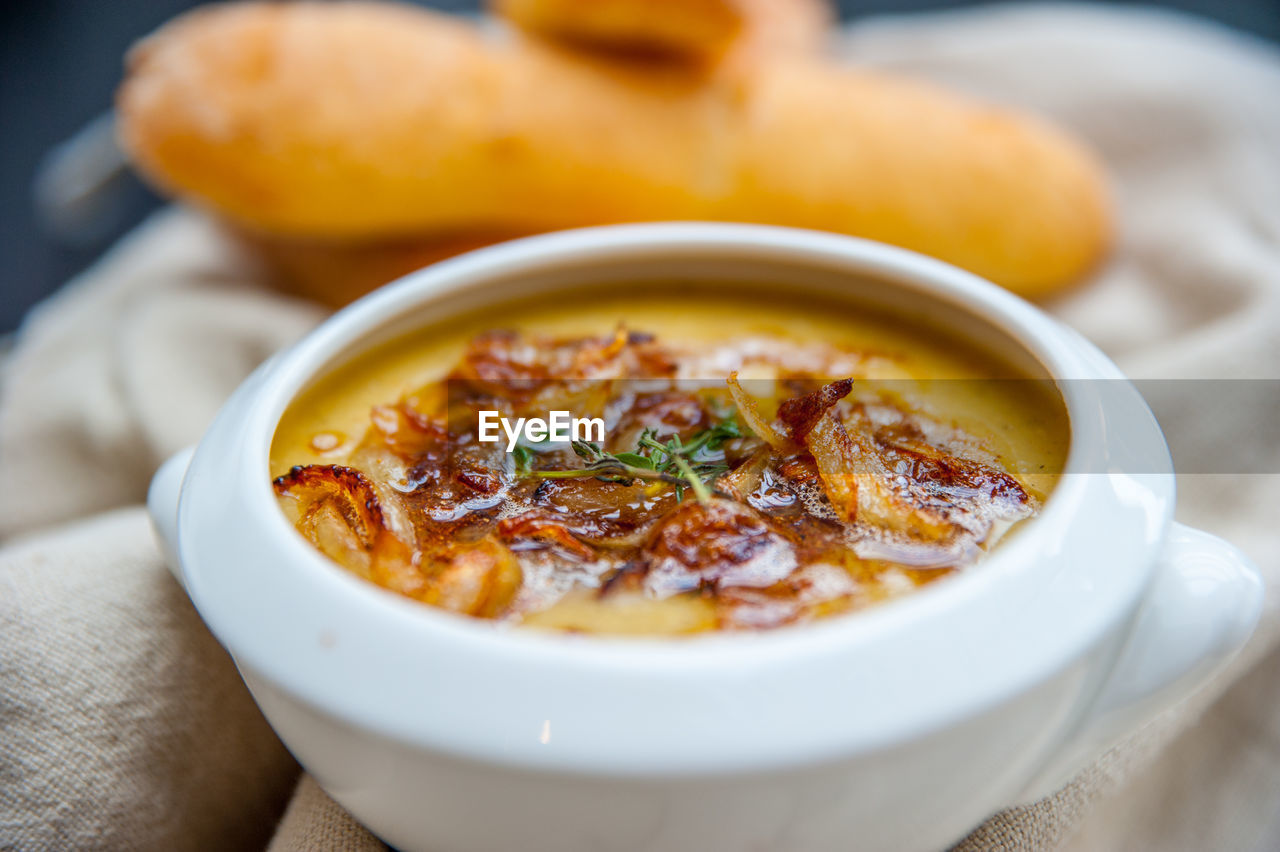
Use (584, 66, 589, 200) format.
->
(118, 1, 1110, 296)
(493, 0, 831, 62)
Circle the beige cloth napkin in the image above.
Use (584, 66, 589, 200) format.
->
(3, 4, 1278, 850)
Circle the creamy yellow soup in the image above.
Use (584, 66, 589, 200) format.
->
(271, 288, 1067, 634)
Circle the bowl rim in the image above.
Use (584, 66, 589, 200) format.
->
(173, 223, 1175, 774)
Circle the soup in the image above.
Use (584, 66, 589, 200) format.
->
(270, 288, 1067, 634)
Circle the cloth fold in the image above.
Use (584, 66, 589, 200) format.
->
(2, 4, 1278, 851)
(0, 509, 298, 850)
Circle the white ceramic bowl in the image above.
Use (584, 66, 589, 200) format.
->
(149, 224, 1262, 852)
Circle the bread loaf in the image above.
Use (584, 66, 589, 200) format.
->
(118, 2, 1110, 296)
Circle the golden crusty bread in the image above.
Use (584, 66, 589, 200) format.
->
(493, 0, 831, 62)
(232, 0, 831, 304)
(118, 2, 1110, 297)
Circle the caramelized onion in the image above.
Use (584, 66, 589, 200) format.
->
(274, 465, 388, 551)
(642, 499, 796, 596)
(718, 446, 772, 502)
(726, 372, 790, 451)
(802, 411, 862, 522)
(419, 538, 523, 617)
(776, 379, 956, 540)
(776, 377, 853, 441)
(498, 511, 596, 560)
(274, 464, 416, 583)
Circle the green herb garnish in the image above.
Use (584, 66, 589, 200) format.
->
(511, 444, 535, 476)
(520, 415, 742, 504)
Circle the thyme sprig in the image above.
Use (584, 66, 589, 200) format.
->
(519, 415, 742, 504)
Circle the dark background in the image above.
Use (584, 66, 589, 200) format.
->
(2, 0, 1277, 332)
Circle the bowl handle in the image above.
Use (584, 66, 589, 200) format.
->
(147, 446, 196, 590)
(1014, 522, 1263, 804)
